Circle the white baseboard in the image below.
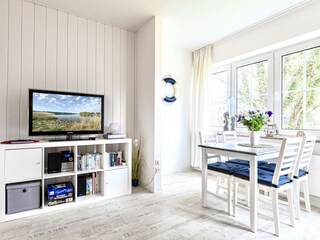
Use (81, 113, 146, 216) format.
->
(310, 195, 320, 208)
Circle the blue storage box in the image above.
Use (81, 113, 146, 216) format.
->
(47, 182, 74, 206)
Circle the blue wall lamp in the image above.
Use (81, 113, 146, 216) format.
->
(162, 76, 181, 104)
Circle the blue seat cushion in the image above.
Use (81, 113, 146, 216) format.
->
(208, 162, 248, 175)
(258, 163, 290, 172)
(227, 159, 268, 166)
(233, 168, 292, 188)
(294, 169, 308, 179)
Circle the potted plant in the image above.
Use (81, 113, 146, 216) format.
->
(132, 139, 141, 186)
(237, 110, 273, 146)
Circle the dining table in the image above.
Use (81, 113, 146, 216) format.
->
(199, 142, 281, 233)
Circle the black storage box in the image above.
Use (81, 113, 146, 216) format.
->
(6, 181, 41, 214)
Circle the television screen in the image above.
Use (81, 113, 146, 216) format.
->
(29, 89, 104, 137)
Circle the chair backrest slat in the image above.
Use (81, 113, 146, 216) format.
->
(295, 134, 316, 176)
(272, 137, 302, 186)
(222, 131, 237, 143)
(199, 131, 218, 145)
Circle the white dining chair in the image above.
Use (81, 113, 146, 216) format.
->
(294, 132, 316, 219)
(222, 131, 237, 143)
(199, 131, 228, 197)
(232, 136, 303, 236)
(222, 131, 252, 205)
(199, 132, 221, 163)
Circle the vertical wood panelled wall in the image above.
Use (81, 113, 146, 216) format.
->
(0, 0, 135, 141)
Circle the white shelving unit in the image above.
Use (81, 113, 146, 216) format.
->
(0, 138, 132, 222)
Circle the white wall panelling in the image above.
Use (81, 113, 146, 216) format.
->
(87, 20, 96, 93)
(127, 32, 135, 139)
(67, 14, 78, 92)
(112, 28, 121, 126)
(7, 0, 22, 140)
(0, 0, 135, 140)
(56, 11, 68, 91)
(0, 0, 9, 141)
(45, 8, 57, 90)
(96, 23, 105, 95)
(120, 29, 128, 135)
(77, 17, 87, 93)
(34, 4, 46, 90)
(20, 1, 35, 139)
(104, 25, 113, 129)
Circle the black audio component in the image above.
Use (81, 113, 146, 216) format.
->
(77, 176, 87, 197)
(48, 152, 61, 173)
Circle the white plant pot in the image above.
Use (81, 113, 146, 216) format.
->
(249, 131, 260, 147)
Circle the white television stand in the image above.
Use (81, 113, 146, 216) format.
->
(0, 138, 132, 222)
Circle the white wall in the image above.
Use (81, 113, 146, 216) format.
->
(213, 0, 320, 63)
(0, 0, 135, 141)
(161, 42, 192, 174)
(135, 17, 162, 193)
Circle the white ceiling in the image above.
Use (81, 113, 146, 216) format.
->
(30, 0, 312, 50)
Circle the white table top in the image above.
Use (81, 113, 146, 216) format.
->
(198, 142, 280, 156)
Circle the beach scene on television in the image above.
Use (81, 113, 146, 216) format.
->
(32, 92, 102, 132)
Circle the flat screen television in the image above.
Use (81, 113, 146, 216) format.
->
(29, 89, 104, 140)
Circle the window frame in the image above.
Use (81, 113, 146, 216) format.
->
(210, 38, 320, 135)
(274, 38, 320, 135)
(231, 54, 274, 131)
(208, 66, 231, 129)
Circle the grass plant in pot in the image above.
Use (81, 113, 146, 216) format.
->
(132, 139, 141, 187)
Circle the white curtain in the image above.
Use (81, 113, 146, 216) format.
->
(190, 45, 213, 169)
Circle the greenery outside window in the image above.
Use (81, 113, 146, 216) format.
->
(282, 46, 320, 130)
(236, 60, 269, 113)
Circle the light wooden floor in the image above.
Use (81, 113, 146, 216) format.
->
(1, 170, 320, 239)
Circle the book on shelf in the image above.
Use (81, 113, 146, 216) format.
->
(106, 151, 123, 167)
(78, 152, 102, 171)
(80, 173, 100, 196)
(86, 176, 92, 195)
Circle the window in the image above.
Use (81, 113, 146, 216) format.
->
(282, 46, 320, 130)
(209, 38, 320, 133)
(208, 69, 229, 127)
(236, 60, 269, 113)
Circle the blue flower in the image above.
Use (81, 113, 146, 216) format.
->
(266, 110, 273, 117)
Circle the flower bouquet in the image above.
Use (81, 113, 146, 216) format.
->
(237, 110, 273, 146)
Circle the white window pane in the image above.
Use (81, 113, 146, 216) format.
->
(306, 47, 320, 89)
(283, 52, 304, 92)
(305, 90, 320, 129)
(237, 60, 268, 115)
(238, 97, 250, 113)
(252, 61, 268, 95)
(283, 91, 303, 129)
(282, 46, 320, 130)
(209, 71, 228, 127)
